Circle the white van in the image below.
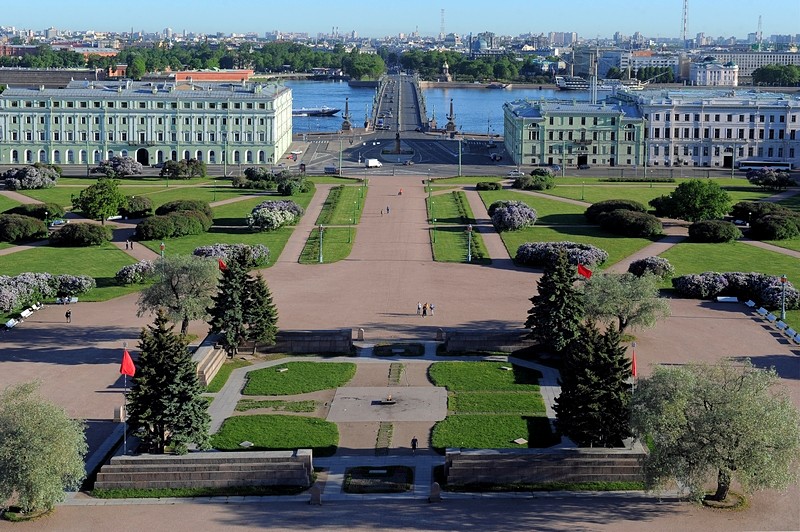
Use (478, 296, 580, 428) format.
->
(365, 159, 382, 168)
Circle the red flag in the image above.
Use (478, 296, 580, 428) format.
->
(631, 350, 638, 378)
(218, 259, 228, 271)
(120, 350, 136, 377)
(577, 263, 593, 279)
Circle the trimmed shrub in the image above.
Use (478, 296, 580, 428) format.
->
(515, 241, 608, 268)
(122, 196, 153, 218)
(94, 155, 143, 178)
(155, 199, 213, 219)
(169, 212, 205, 237)
(648, 195, 677, 217)
(0, 214, 47, 243)
(49, 223, 112, 247)
(596, 209, 663, 237)
(248, 200, 304, 231)
(585, 199, 648, 223)
(476, 181, 502, 191)
(628, 257, 675, 280)
(672, 271, 800, 310)
(193, 243, 270, 267)
(179, 210, 213, 231)
(136, 215, 175, 241)
(277, 178, 309, 196)
(529, 167, 554, 177)
(688, 220, 742, 243)
(513, 174, 554, 191)
(3, 202, 65, 220)
(54, 274, 95, 297)
(730, 201, 793, 223)
(3, 165, 60, 190)
(489, 200, 537, 231)
(750, 214, 800, 241)
(115, 260, 155, 285)
(135, 210, 210, 240)
(746, 168, 795, 191)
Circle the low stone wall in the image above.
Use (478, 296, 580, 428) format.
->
(443, 329, 536, 353)
(445, 447, 645, 486)
(191, 334, 227, 386)
(94, 450, 313, 490)
(269, 329, 352, 354)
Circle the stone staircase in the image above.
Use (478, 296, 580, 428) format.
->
(94, 450, 312, 490)
(192, 345, 227, 387)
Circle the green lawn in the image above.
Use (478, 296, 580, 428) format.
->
(307, 175, 364, 185)
(298, 226, 355, 264)
(431, 415, 557, 449)
(431, 176, 506, 185)
(0, 242, 138, 301)
(315, 185, 367, 226)
(19, 186, 165, 210)
(428, 361, 541, 391)
(449, 392, 545, 414)
(661, 241, 800, 280)
(206, 359, 253, 393)
(56, 175, 217, 187)
(235, 399, 317, 412)
(478, 190, 587, 225)
(539, 182, 772, 206)
(430, 225, 490, 263)
(242, 361, 356, 395)
(497, 225, 657, 269)
(211, 196, 275, 227)
(211, 414, 338, 456)
(428, 192, 464, 224)
(763, 237, 800, 253)
(138, 184, 258, 209)
(0, 194, 21, 213)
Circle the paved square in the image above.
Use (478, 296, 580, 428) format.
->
(326, 386, 447, 422)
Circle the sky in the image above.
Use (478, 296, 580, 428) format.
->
(3, 0, 799, 39)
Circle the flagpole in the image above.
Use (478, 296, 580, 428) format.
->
(122, 342, 127, 455)
(631, 341, 637, 395)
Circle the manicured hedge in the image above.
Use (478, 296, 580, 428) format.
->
(135, 210, 211, 240)
(688, 220, 742, 243)
(513, 175, 554, 191)
(627, 256, 674, 280)
(749, 214, 800, 241)
(122, 195, 153, 218)
(155, 199, 213, 219)
(729, 201, 791, 223)
(585, 199, 648, 223)
(476, 181, 502, 191)
(49, 222, 112, 246)
(0, 214, 47, 243)
(597, 209, 662, 237)
(3, 202, 65, 220)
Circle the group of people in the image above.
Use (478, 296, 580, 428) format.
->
(416, 302, 435, 317)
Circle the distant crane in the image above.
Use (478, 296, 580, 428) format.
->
(682, 0, 689, 48)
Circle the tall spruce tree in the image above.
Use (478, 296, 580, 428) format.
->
(244, 273, 278, 347)
(554, 321, 632, 447)
(126, 311, 210, 454)
(525, 250, 584, 354)
(208, 258, 249, 357)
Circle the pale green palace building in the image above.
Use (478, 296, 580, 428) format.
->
(503, 98, 646, 169)
(0, 79, 292, 171)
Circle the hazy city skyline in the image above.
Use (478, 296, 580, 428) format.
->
(4, 0, 800, 40)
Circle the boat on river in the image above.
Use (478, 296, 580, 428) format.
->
(292, 106, 340, 117)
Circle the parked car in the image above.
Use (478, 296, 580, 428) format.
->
(403, 160, 414, 165)
(577, 164, 591, 170)
(489, 153, 502, 161)
(550, 164, 562, 172)
(324, 166, 339, 175)
(507, 170, 525, 178)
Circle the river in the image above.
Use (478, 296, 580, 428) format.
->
(286, 80, 594, 135)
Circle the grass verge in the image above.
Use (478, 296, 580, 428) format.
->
(206, 359, 253, 393)
(449, 391, 545, 414)
(242, 361, 356, 395)
(92, 484, 308, 499)
(431, 414, 557, 449)
(298, 226, 355, 264)
(211, 414, 338, 456)
(235, 399, 317, 412)
(428, 361, 541, 391)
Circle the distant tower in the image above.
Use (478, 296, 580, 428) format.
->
(441, 61, 452, 82)
(682, 0, 688, 48)
(439, 9, 445, 41)
(341, 97, 352, 131)
(757, 15, 763, 51)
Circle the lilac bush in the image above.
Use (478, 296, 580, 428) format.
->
(515, 241, 608, 268)
(672, 271, 800, 310)
(193, 243, 270, 267)
(490, 200, 537, 231)
(627, 256, 675, 280)
(94, 156, 143, 178)
(247, 200, 304, 231)
(3, 165, 59, 190)
(54, 274, 96, 297)
(115, 260, 156, 285)
(0, 272, 94, 311)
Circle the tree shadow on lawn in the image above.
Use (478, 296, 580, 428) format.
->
(212, 217, 248, 227)
(525, 416, 561, 448)
(537, 213, 588, 225)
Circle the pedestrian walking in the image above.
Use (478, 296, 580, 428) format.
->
(65, 309, 72, 323)
(411, 436, 418, 456)
(130, 240, 134, 249)
(386, 206, 390, 215)
(381, 209, 384, 216)
(417, 302, 422, 315)
(422, 303, 428, 317)
(125, 240, 129, 250)
(430, 303, 435, 316)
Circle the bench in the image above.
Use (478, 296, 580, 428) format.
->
(4, 319, 18, 330)
(757, 307, 768, 317)
(57, 297, 78, 305)
(767, 313, 778, 323)
(19, 308, 33, 319)
(785, 328, 797, 339)
(776, 321, 787, 331)
(744, 300, 756, 308)
(716, 296, 738, 303)
(49, 219, 67, 227)
(794, 332, 800, 344)
(31, 302, 43, 311)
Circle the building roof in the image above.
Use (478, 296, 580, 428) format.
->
(504, 98, 642, 119)
(630, 88, 800, 106)
(0, 80, 290, 101)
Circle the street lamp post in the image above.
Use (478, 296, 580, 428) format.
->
(222, 132, 228, 178)
(466, 224, 473, 263)
(730, 145, 736, 179)
(781, 274, 788, 321)
(458, 138, 462, 177)
(581, 181, 585, 201)
(318, 225, 324, 263)
(160, 242, 165, 258)
(433, 217, 437, 244)
(44, 210, 48, 227)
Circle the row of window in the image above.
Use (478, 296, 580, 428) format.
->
(9, 130, 270, 143)
(9, 100, 274, 111)
(10, 148, 274, 165)
(648, 145, 794, 159)
(545, 116, 618, 126)
(649, 127, 796, 140)
(10, 115, 270, 127)
(647, 112, 796, 124)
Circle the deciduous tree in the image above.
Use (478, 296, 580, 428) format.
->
(71, 177, 128, 225)
(0, 382, 87, 513)
(631, 360, 800, 502)
(648, 179, 731, 222)
(137, 255, 219, 336)
(582, 273, 671, 333)
(126, 311, 211, 454)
